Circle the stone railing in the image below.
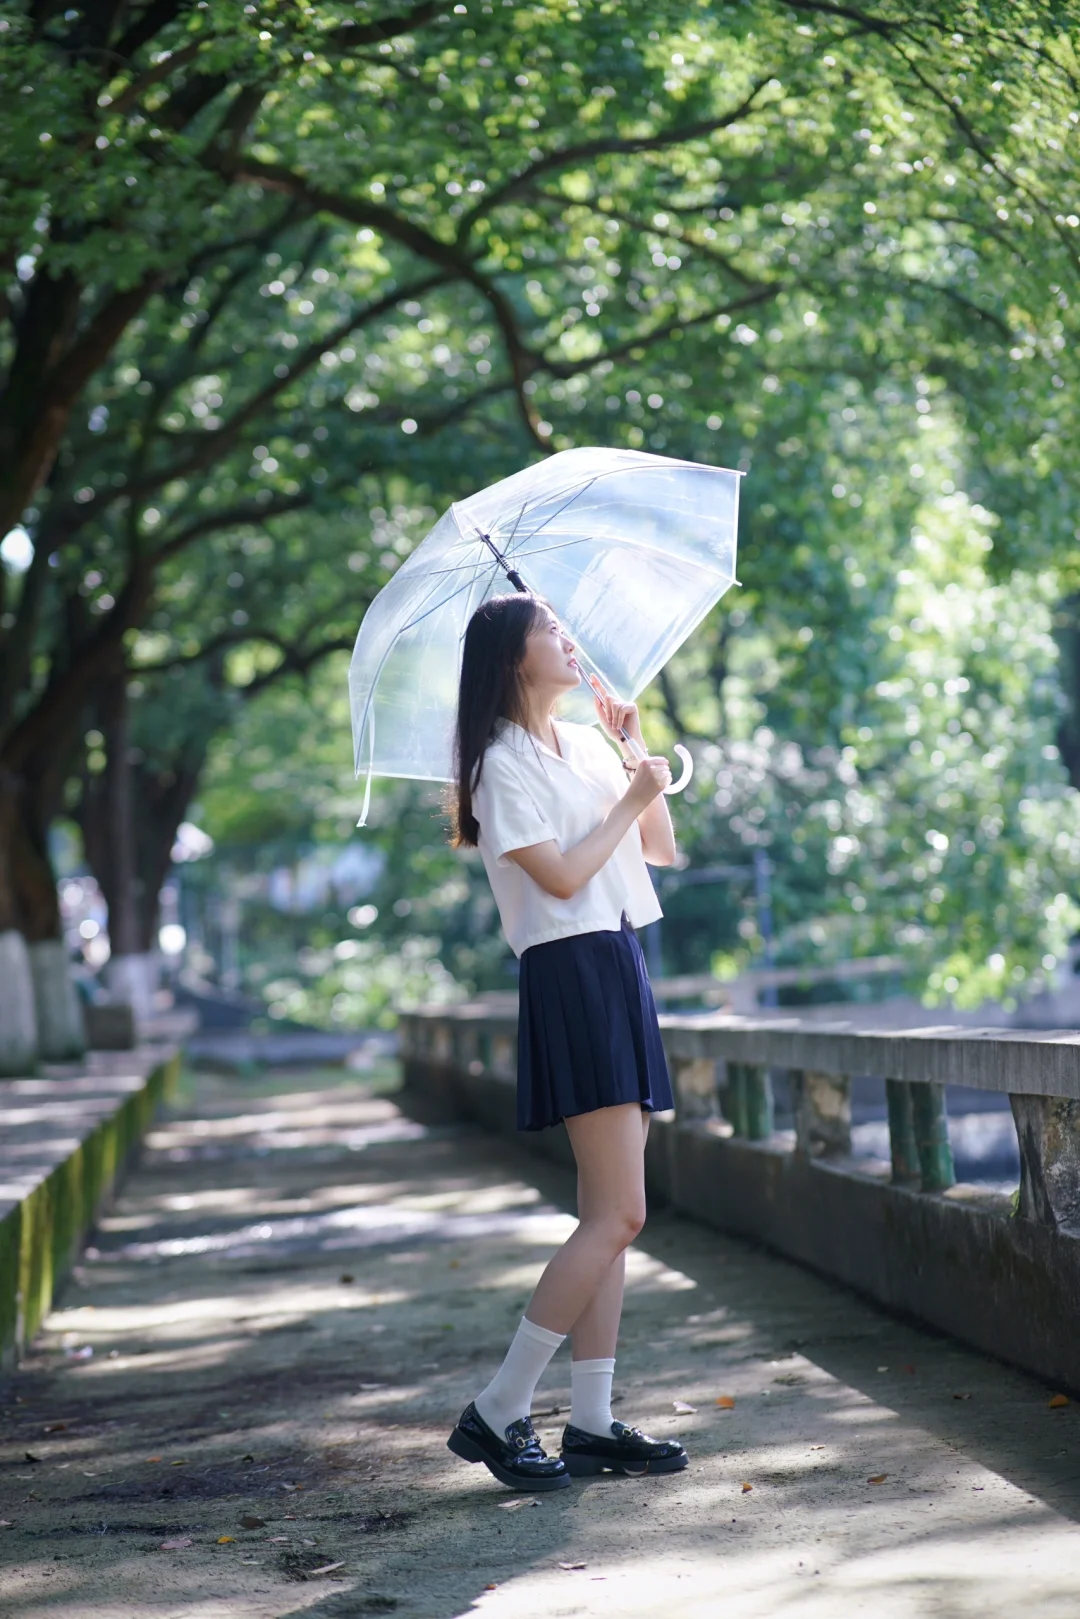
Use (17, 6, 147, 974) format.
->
(397, 1004, 1080, 1391)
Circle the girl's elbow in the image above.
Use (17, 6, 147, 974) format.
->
(535, 869, 577, 901)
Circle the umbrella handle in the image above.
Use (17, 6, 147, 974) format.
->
(619, 732, 693, 794)
(664, 743, 694, 796)
(586, 673, 694, 796)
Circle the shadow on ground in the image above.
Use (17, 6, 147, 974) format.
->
(2, 1062, 1079, 1619)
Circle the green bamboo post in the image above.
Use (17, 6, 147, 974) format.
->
(885, 1078, 920, 1184)
(744, 1064, 774, 1140)
(725, 1063, 750, 1137)
(911, 1082, 956, 1191)
(725, 1063, 773, 1139)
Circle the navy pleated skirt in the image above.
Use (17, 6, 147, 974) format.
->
(516, 913, 674, 1132)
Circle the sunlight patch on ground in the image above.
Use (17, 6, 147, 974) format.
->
(46, 1282, 406, 1337)
(398, 1183, 543, 1215)
(624, 1247, 698, 1292)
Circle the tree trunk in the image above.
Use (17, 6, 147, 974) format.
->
(1054, 593, 1080, 792)
(78, 672, 214, 967)
(0, 771, 40, 1070)
(28, 937, 86, 1061)
(92, 677, 161, 1026)
(12, 769, 87, 1061)
(0, 929, 38, 1076)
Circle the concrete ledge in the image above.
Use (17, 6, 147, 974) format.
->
(0, 1047, 181, 1369)
(400, 1054, 1080, 1394)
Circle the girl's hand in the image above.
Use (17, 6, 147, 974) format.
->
(625, 756, 672, 809)
(593, 688, 644, 745)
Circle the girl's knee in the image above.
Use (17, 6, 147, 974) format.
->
(597, 1201, 645, 1251)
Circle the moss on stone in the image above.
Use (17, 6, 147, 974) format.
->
(1, 1050, 180, 1369)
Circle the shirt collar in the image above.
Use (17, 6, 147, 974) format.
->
(497, 718, 570, 763)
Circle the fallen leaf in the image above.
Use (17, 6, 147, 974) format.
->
(281, 1482, 304, 1492)
(339, 1273, 355, 1284)
(499, 1497, 540, 1511)
(303, 1539, 316, 1546)
(284, 1513, 298, 1521)
(559, 1561, 587, 1570)
(217, 1536, 235, 1544)
(270, 1536, 290, 1543)
(484, 1584, 498, 1592)
(673, 1400, 697, 1414)
(24, 1452, 40, 1464)
(159, 1537, 193, 1551)
(449, 1258, 461, 1269)
(877, 1365, 889, 1373)
(809, 1445, 826, 1451)
(716, 1395, 735, 1410)
(952, 1392, 972, 1400)
(240, 1514, 266, 1530)
(146, 1456, 161, 1464)
(308, 1562, 344, 1578)
(0, 1520, 13, 1528)
(867, 1474, 888, 1485)
(169, 1459, 188, 1467)
(741, 1482, 753, 1494)
(43, 1422, 66, 1433)
(1049, 1393, 1070, 1409)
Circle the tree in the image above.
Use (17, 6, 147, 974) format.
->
(8, 0, 1080, 1062)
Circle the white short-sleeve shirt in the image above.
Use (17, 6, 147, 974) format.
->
(471, 718, 664, 957)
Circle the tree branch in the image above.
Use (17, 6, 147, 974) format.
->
(458, 77, 778, 233)
(123, 270, 450, 503)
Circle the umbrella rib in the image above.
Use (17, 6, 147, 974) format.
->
(395, 554, 498, 639)
(504, 478, 602, 563)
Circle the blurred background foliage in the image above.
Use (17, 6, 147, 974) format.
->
(4, 0, 1080, 1032)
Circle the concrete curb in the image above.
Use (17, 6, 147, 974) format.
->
(0, 1048, 181, 1370)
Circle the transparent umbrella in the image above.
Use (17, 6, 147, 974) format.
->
(349, 445, 741, 824)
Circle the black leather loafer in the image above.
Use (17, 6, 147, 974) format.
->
(560, 1419, 689, 1477)
(447, 1402, 570, 1491)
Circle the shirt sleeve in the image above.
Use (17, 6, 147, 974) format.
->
(473, 748, 559, 868)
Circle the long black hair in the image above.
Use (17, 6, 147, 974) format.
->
(452, 592, 548, 848)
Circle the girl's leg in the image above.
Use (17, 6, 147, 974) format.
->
(570, 1109, 651, 1358)
(566, 1111, 651, 1436)
(524, 1101, 647, 1333)
(470, 1104, 646, 1438)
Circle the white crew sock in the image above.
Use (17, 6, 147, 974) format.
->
(569, 1356, 616, 1436)
(474, 1316, 566, 1438)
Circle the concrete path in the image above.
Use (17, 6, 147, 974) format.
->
(2, 1063, 1079, 1619)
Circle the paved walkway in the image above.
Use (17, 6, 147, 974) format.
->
(2, 1063, 1079, 1619)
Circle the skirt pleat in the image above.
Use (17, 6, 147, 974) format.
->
(516, 913, 674, 1132)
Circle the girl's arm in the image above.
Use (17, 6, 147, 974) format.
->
(594, 692, 677, 867)
(635, 789, 677, 868)
(507, 757, 671, 900)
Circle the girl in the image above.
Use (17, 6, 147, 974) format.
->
(446, 592, 689, 1491)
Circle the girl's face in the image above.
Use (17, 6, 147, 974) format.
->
(520, 608, 580, 694)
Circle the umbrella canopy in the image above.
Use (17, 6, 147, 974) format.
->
(349, 445, 741, 822)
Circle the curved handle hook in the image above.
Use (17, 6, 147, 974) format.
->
(664, 743, 694, 796)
